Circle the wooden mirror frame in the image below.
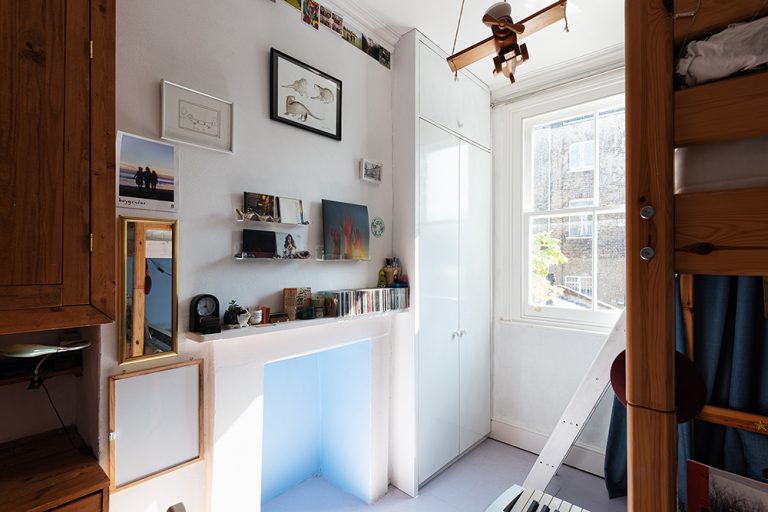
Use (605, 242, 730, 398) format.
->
(118, 216, 178, 364)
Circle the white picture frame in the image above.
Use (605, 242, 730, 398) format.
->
(359, 159, 382, 184)
(161, 80, 234, 153)
(109, 359, 203, 491)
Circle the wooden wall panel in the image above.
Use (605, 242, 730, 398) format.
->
(90, 0, 117, 319)
(62, 0, 92, 305)
(0, 0, 65, 286)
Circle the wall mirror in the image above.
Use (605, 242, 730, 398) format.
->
(119, 217, 178, 364)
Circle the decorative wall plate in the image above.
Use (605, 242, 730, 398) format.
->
(371, 216, 385, 238)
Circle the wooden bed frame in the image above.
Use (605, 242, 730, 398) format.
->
(625, 0, 768, 510)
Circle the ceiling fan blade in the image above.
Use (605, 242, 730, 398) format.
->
(517, 0, 567, 39)
(447, 37, 497, 72)
(509, 23, 525, 34)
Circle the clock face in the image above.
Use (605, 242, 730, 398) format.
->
(196, 296, 216, 316)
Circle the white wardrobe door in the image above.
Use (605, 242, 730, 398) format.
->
(458, 140, 492, 453)
(418, 43, 459, 135)
(418, 119, 460, 484)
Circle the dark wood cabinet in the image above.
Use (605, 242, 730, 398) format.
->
(0, 0, 116, 334)
(0, 429, 110, 512)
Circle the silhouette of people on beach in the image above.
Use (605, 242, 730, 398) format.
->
(151, 169, 158, 191)
(135, 167, 144, 189)
(143, 167, 152, 192)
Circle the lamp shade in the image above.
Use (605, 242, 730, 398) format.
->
(0, 341, 91, 358)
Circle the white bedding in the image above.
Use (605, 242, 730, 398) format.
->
(676, 16, 768, 87)
(675, 136, 768, 194)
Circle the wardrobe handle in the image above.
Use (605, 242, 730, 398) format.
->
(451, 331, 459, 339)
(459, 329, 467, 337)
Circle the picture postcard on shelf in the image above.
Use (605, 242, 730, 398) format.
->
(277, 196, 303, 224)
(243, 192, 277, 221)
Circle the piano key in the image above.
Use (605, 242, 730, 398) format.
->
(526, 500, 539, 512)
(548, 498, 563, 511)
(510, 489, 536, 512)
(570, 507, 583, 512)
(557, 500, 572, 512)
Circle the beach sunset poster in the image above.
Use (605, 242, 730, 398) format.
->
(116, 132, 178, 212)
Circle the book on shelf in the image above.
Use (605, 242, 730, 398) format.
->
(687, 460, 768, 512)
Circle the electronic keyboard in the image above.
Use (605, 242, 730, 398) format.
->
(484, 485, 590, 512)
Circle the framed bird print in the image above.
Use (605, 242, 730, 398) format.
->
(270, 48, 342, 141)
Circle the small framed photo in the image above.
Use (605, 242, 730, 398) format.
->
(270, 48, 342, 141)
(161, 80, 233, 153)
(116, 131, 178, 212)
(360, 159, 382, 184)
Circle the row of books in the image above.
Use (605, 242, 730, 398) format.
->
(319, 287, 409, 318)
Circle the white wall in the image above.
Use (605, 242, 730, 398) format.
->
(101, 1, 396, 510)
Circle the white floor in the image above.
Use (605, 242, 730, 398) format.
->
(263, 439, 627, 512)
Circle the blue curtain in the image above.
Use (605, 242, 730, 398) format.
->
(604, 276, 768, 508)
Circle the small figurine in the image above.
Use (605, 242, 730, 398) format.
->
(378, 268, 387, 288)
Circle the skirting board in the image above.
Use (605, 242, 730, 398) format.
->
(490, 419, 606, 478)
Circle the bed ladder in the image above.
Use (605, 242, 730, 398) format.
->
(522, 309, 627, 491)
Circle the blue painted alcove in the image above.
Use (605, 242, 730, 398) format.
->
(261, 340, 372, 505)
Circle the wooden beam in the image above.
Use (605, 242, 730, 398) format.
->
(625, 0, 676, 509)
(131, 223, 146, 358)
(674, 0, 768, 48)
(675, 187, 768, 275)
(675, 71, 768, 147)
(699, 405, 768, 436)
(627, 406, 677, 511)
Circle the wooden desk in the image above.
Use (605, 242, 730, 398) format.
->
(0, 429, 109, 511)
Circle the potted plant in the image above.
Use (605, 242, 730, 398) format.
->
(223, 300, 250, 328)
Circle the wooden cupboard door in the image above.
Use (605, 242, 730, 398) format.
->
(418, 119, 461, 484)
(0, 0, 91, 311)
(458, 141, 492, 452)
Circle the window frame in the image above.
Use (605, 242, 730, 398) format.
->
(568, 140, 595, 173)
(496, 71, 626, 332)
(567, 198, 594, 239)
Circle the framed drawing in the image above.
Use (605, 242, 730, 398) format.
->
(270, 48, 342, 141)
(359, 159, 382, 184)
(162, 80, 233, 152)
(109, 359, 203, 490)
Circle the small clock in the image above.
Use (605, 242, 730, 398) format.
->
(190, 294, 221, 334)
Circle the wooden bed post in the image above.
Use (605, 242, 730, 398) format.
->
(625, 0, 676, 510)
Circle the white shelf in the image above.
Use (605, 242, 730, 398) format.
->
(234, 254, 312, 261)
(236, 218, 310, 228)
(186, 308, 409, 343)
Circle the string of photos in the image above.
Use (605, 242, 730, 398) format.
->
(272, 0, 392, 69)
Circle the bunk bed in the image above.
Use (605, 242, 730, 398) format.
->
(625, 0, 768, 510)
